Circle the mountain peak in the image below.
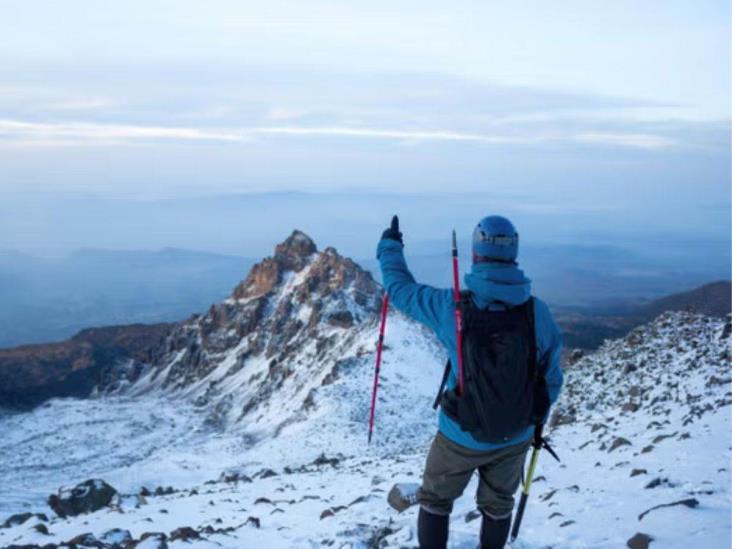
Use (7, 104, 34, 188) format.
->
(274, 230, 317, 271)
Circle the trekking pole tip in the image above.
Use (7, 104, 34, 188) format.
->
(451, 229, 457, 249)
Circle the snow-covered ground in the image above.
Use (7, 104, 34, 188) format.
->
(1, 307, 730, 547)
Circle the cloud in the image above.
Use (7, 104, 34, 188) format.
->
(573, 132, 676, 149)
(0, 118, 678, 150)
(0, 119, 244, 146)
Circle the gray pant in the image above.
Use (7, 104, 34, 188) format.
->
(418, 432, 531, 518)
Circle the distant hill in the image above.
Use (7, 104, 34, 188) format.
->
(637, 280, 731, 319)
(556, 280, 731, 349)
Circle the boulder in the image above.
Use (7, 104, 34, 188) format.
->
(48, 479, 117, 518)
(627, 532, 654, 548)
(169, 526, 200, 542)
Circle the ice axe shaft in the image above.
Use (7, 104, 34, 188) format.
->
(511, 424, 559, 541)
(368, 293, 389, 444)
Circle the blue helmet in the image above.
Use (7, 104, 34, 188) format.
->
(472, 215, 519, 263)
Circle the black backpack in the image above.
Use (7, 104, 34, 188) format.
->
(434, 292, 550, 444)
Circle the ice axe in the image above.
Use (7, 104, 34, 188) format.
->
(510, 423, 560, 541)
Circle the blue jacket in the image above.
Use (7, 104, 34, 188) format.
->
(377, 238, 563, 451)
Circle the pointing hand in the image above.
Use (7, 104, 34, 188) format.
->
(381, 215, 403, 245)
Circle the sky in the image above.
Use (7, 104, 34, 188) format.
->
(0, 0, 729, 256)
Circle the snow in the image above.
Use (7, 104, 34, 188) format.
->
(0, 309, 729, 548)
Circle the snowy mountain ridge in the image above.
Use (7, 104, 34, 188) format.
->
(100, 231, 392, 440)
(0, 232, 729, 548)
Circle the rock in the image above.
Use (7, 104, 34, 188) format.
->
(627, 532, 654, 548)
(128, 532, 168, 548)
(348, 496, 368, 506)
(540, 489, 557, 502)
(257, 468, 278, 479)
(644, 477, 667, 489)
(246, 516, 261, 528)
(652, 432, 678, 444)
(312, 453, 340, 467)
(366, 524, 399, 547)
(48, 479, 117, 518)
(67, 532, 102, 547)
(99, 528, 132, 545)
(32, 523, 49, 535)
(548, 512, 564, 519)
(641, 445, 654, 454)
(465, 510, 481, 522)
(550, 407, 576, 428)
(169, 526, 200, 541)
(371, 476, 385, 486)
(608, 437, 632, 452)
(1, 512, 48, 529)
(630, 468, 647, 477)
(320, 506, 347, 519)
(255, 497, 273, 505)
(567, 349, 585, 365)
(219, 471, 252, 483)
(622, 402, 640, 413)
(139, 486, 151, 497)
(638, 498, 699, 521)
(560, 520, 575, 527)
(623, 364, 638, 374)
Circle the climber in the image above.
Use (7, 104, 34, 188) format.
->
(377, 215, 563, 549)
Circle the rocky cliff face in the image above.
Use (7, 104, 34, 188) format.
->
(104, 231, 383, 435)
(0, 323, 172, 410)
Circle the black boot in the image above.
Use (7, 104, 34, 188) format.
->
(479, 512, 510, 549)
(418, 507, 449, 549)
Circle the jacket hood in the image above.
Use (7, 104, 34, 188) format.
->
(464, 262, 532, 308)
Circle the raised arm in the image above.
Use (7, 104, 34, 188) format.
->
(376, 216, 452, 335)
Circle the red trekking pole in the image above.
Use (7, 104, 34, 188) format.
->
(451, 230, 464, 395)
(368, 292, 389, 444)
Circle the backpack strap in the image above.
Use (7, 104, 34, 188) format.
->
(432, 360, 452, 410)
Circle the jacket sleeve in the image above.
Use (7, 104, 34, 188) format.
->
(377, 238, 452, 335)
(534, 299, 564, 407)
